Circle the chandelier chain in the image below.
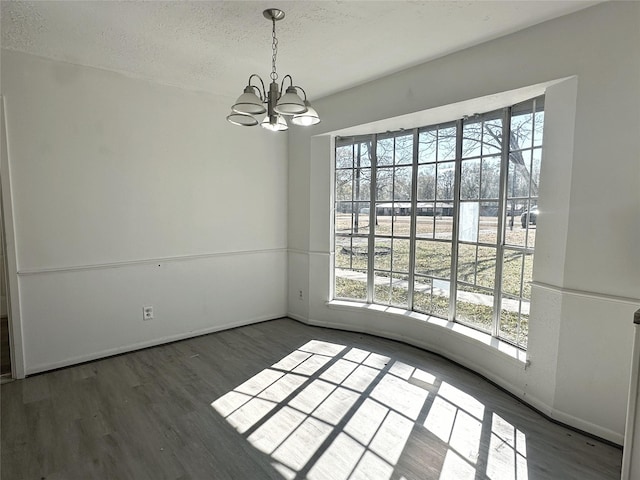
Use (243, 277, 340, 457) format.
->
(270, 18, 278, 81)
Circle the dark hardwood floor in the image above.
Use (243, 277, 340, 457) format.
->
(1, 318, 622, 479)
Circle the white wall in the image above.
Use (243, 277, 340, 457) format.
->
(288, 2, 640, 444)
(1, 50, 288, 375)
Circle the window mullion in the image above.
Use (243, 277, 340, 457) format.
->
(493, 107, 512, 338)
(334, 98, 542, 351)
(449, 119, 463, 322)
(351, 144, 357, 271)
(408, 129, 419, 311)
(517, 252, 526, 344)
(367, 135, 377, 304)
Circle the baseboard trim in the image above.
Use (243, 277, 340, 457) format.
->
(288, 312, 623, 446)
(25, 313, 285, 376)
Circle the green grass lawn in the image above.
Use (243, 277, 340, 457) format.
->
(335, 214, 532, 347)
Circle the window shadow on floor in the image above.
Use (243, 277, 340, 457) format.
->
(211, 338, 620, 480)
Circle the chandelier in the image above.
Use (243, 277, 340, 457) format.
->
(226, 8, 320, 131)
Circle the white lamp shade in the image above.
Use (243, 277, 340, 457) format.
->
(274, 86, 307, 115)
(232, 87, 266, 115)
(291, 101, 320, 126)
(261, 114, 288, 131)
(227, 112, 259, 126)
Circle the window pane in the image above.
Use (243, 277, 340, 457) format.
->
(499, 295, 529, 348)
(482, 118, 503, 155)
(416, 209, 435, 239)
(417, 164, 436, 200)
(531, 148, 542, 194)
(434, 214, 454, 241)
(462, 120, 482, 158)
(504, 204, 527, 247)
(392, 204, 412, 236)
(374, 237, 392, 271)
(478, 202, 499, 244)
(438, 127, 457, 161)
(459, 202, 479, 243)
(394, 166, 413, 201)
(437, 162, 455, 200)
(376, 168, 393, 200)
(349, 255, 368, 272)
(456, 285, 494, 332)
(460, 159, 481, 200)
(522, 253, 534, 300)
(377, 137, 394, 166)
(457, 243, 476, 284)
(335, 236, 352, 269)
(389, 274, 409, 308)
(481, 156, 500, 200)
(415, 240, 451, 279)
(374, 275, 391, 304)
(501, 251, 523, 297)
(353, 202, 370, 235)
(354, 168, 371, 201)
(392, 239, 411, 273)
(519, 312, 529, 349)
(336, 145, 353, 169)
(375, 204, 392, 235)
(336, 169, 352, 201)
(335, 204, 352, 234)
(414, 277, 450, 319)
(507, 150, 532, 199)
(349, 237, 369, 270)
(414, 277, 433, 313)
(499, 302, 520, 345)
(533, 111, 544, 147)
(524, 199, 537, 249)
(510, 105, 533, 150)
(418, 129, 437, 163)
(395, 134, 413, 165)
(526, 226, 537, 250)
(476, 246, 496, 289)
(358, 141, 372, 167)
(335, 271, 367, 301)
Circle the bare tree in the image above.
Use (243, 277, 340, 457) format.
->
(341, 107, 542, 233)
(417, 110, 542, 227)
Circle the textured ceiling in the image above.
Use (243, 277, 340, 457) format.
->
(1, 1, 600, 101)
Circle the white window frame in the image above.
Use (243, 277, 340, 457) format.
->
(333, 97, 544, 349)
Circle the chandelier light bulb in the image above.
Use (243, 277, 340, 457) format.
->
(261, 114, 288, 131)
(291, 101, 321, 126)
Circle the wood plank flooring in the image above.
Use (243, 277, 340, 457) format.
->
(1, 318, 622, 479)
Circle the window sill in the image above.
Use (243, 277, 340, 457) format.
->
(326, 300, 527, 363)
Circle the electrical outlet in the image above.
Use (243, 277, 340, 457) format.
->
(143, 306, 154, 321)
(298, 290, 303, 301)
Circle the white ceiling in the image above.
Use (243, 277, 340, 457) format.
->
(1, 1, 600, 101)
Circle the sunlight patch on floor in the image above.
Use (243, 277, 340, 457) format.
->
(211, 339, 528, 479)
(487, 413, 528, 480)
